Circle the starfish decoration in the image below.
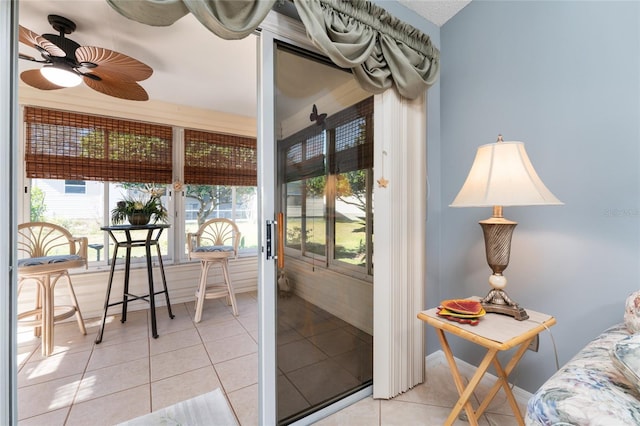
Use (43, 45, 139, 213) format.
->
(377, 177, 389, 188)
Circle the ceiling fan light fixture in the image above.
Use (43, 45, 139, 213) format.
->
(40, 65, 82, 87)
(20, 16, 153, 100)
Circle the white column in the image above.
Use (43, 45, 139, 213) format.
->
(373, 89, 427, 399)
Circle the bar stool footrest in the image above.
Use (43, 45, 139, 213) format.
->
(18, 305, 77, 327)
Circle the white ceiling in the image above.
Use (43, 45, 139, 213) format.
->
(18, 0, 469, 118)
(397, 0, 471, 27)
(19, 0, 258, 116)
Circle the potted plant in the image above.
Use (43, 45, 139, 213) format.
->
(111, 194, 168, 225)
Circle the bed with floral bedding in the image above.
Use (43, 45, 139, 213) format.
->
(526, 322, 640, 425)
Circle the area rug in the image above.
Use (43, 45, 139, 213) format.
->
(118, 388, 238, 426)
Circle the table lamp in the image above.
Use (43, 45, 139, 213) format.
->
(450, 135, 563, 320)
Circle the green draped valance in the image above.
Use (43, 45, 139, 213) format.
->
(294, 0, 439, 98)
(107, 0, 439, 99)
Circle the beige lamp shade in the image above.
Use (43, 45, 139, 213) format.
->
(450, 141, 563, 207)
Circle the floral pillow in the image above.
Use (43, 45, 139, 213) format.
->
(624, 291, 640, 334)
(611, 334, 640, 395)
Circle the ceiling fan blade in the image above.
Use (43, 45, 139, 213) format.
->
(83, 75, 149, 101)
(20, 69, 64, 90)
(19, 53, 37, 61)
(76, 46, 153, 82)
(19, 25, 65, 58)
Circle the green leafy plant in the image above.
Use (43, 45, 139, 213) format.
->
(30, 186, 47, 222)
(111, 194, 168, 224)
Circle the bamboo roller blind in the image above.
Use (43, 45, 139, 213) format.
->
(283, 97, 373, 182)
(24, 107, 173, 183)
(184, 129, 257, 187)
(24, 107, 258, 187)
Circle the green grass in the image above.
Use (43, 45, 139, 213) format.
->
(286, 217, 367, 265)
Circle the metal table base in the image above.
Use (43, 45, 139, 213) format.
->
(96, 224, 174, 344)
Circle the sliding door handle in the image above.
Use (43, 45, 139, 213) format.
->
(277, 212, 284, 269)
(266, 214, 285, 266)
(265, 219, 274, 260)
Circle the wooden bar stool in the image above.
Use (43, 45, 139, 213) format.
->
(17, 222, 88, 357)
(187, 218, 240, 323)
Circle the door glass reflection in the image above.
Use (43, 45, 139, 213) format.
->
(275, 43, 374, 424)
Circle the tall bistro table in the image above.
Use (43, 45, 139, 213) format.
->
(96, 223, 175, 344)
(418, 305, 556, 425)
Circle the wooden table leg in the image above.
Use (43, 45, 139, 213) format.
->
(436, 329, 499, 426)
(475, 337, 533, 425)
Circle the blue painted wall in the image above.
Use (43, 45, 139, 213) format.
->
(439, 0, 640, 391)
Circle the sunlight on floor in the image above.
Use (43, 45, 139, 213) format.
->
(17, 291, 529, 425)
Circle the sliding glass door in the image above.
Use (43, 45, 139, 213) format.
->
(270, 42, 374, 424)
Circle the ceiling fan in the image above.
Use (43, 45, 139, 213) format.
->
(19, 14, 153, 101)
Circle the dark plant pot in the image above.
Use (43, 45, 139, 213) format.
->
(128, 212, 150, 226)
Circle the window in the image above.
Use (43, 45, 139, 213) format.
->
(24, 107, 173, 263)
(183, 129, 258, 254)
(64, 180, 86, 194)
(24, 107, 258, 265)
(281, 97, 374, 276)
(30, 179, 170, 263)
(183, 185, 258, 253)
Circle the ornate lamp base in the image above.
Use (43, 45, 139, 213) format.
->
(481, 289, 529, 321)
(477, 207, 529, 321)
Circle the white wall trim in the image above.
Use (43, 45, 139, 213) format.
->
(373, 89, 427, 399)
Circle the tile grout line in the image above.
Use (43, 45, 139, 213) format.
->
(191, 302, 243, 425)
(63, 335, 96, 425)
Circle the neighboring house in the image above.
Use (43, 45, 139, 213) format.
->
(32, 179, 103, 220)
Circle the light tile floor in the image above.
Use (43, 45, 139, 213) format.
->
(17, 292, 527, 425)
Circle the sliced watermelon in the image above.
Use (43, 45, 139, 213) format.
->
(440, 299, 483, 315)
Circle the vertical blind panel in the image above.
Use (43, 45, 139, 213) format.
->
(24, 107, 173, 183)
(184, 129, 257, 186)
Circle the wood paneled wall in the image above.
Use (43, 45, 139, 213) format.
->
(284, 258, 373, 335)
